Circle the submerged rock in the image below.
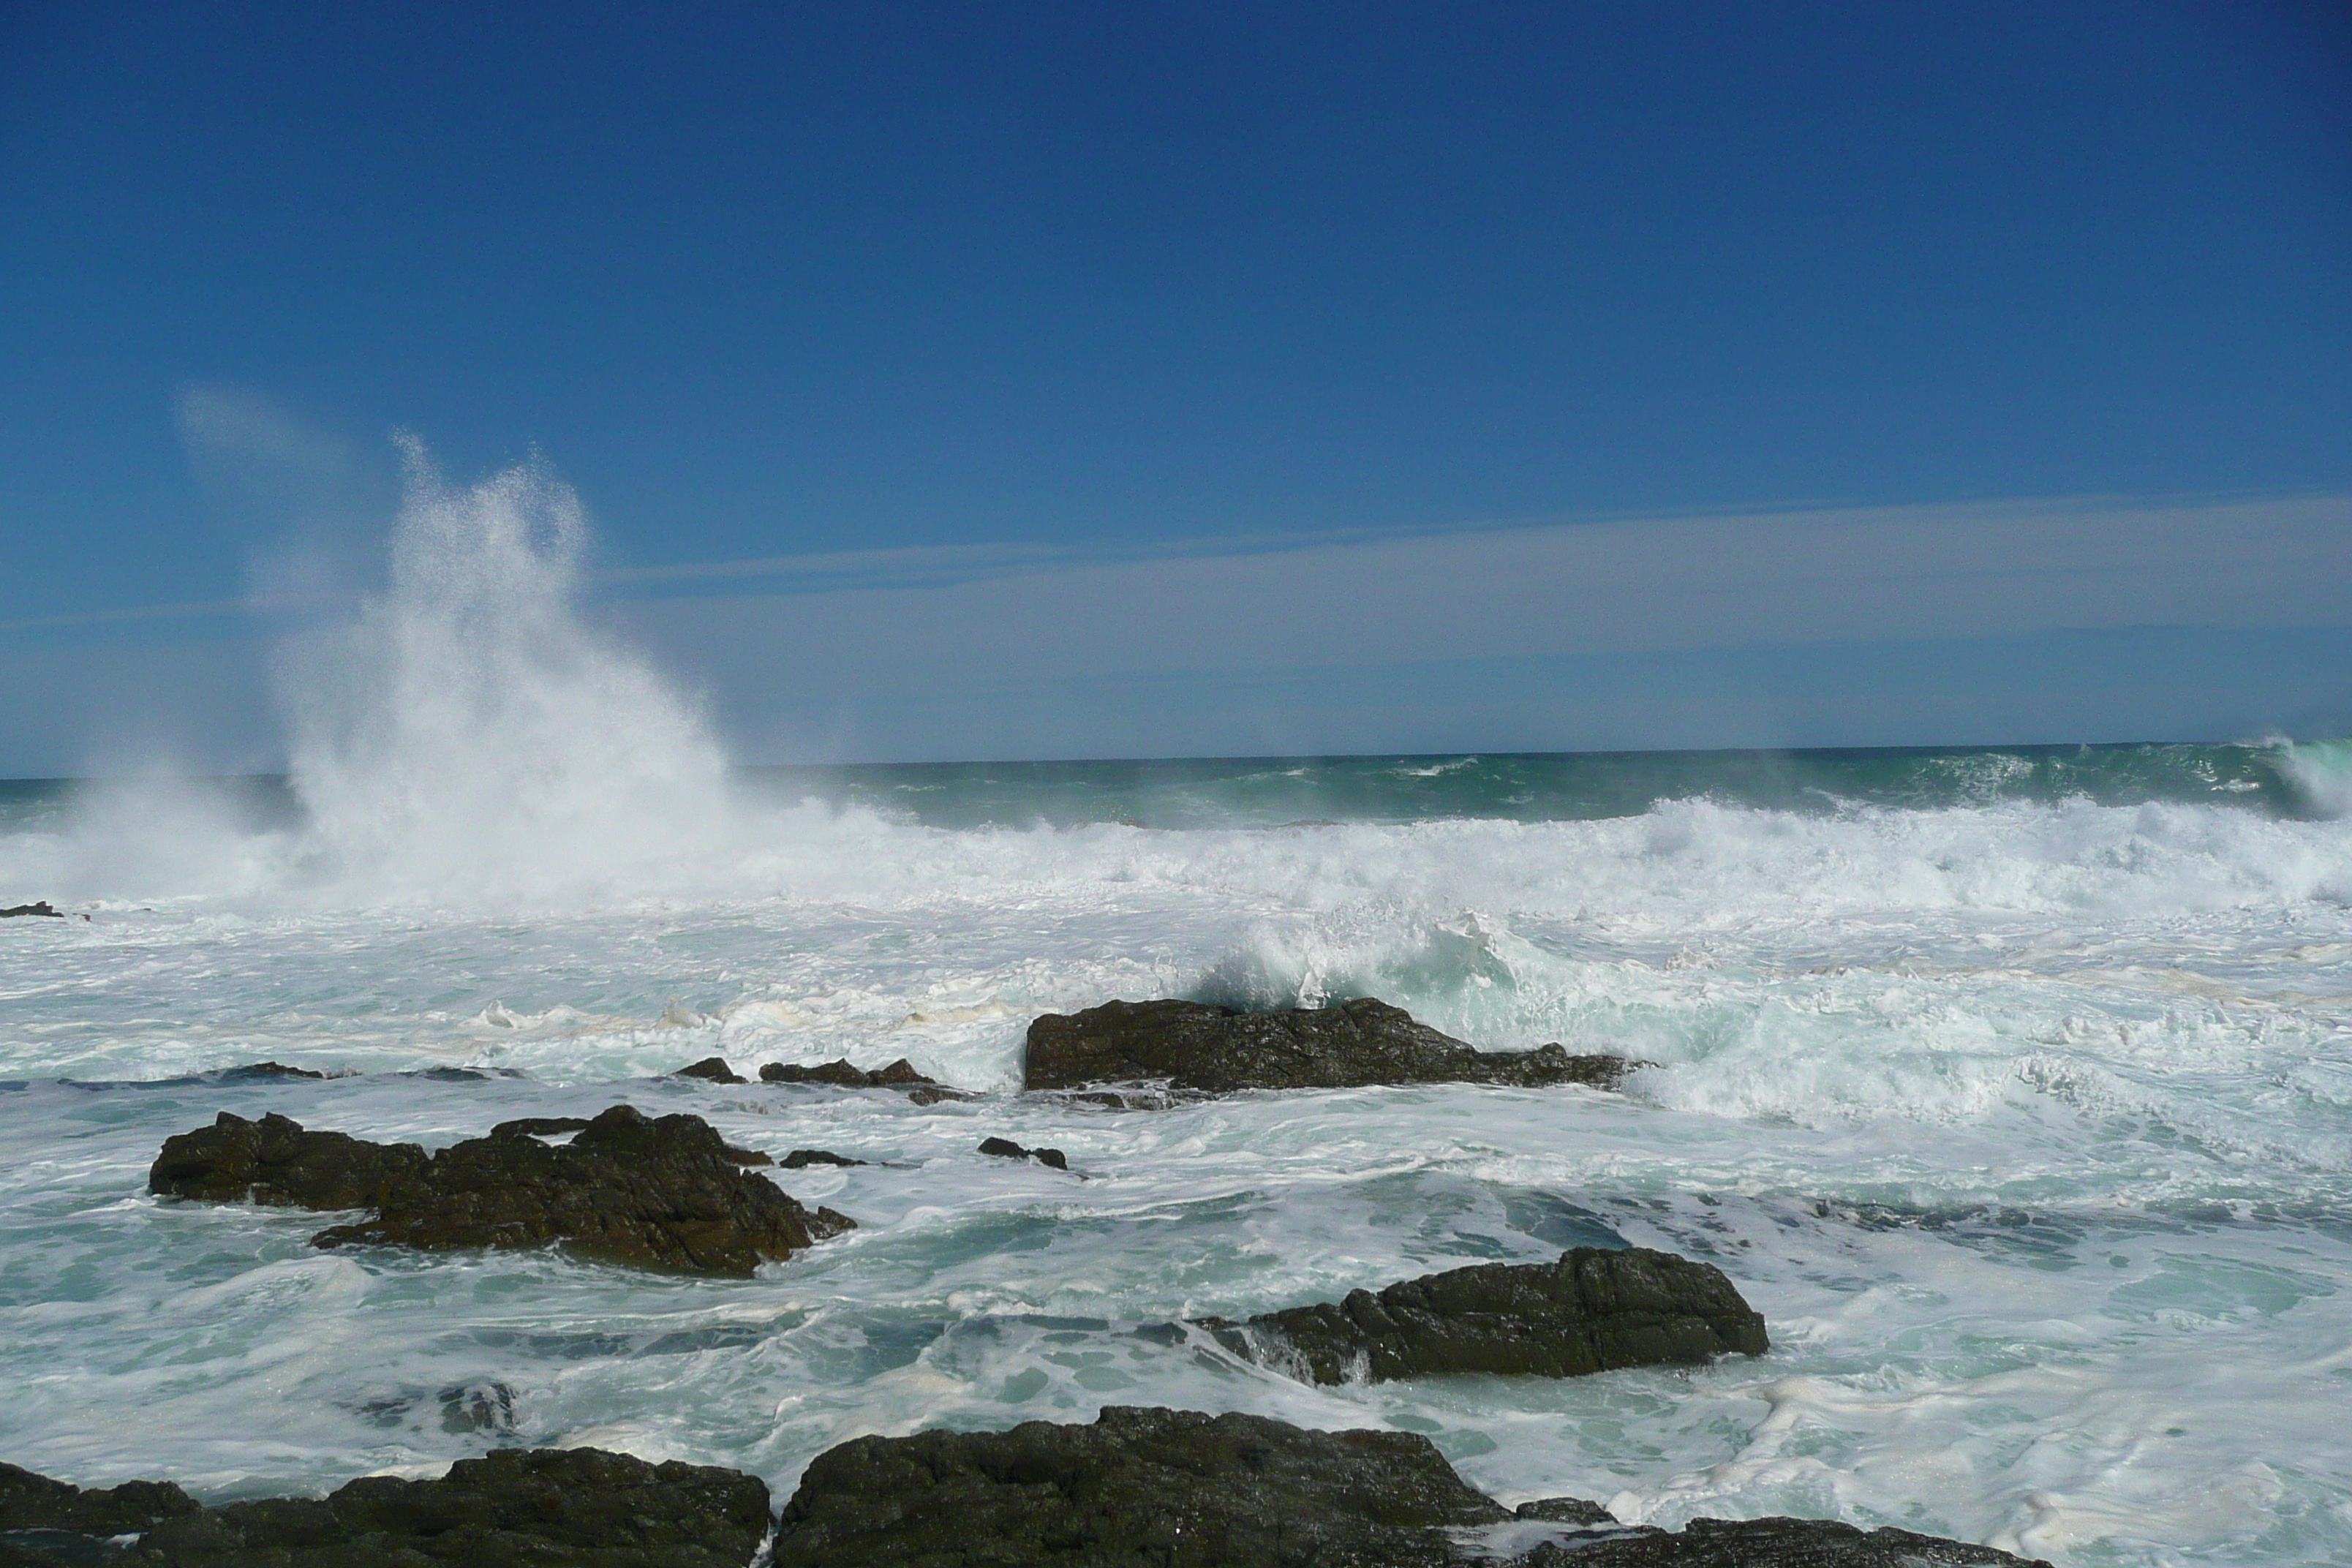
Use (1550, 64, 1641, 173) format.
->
(151, 1106, 849, 1277)
(766, 1405, 2045, 1568)
(976, 1136, 1068, 1170)
(148, 1112, 429, 1210)
(780, 1148, 866, 1168)
(0, 1447, 769, 1567)
(1204, 1246, 1768, 1384)
(1024, 997, 1634, 1095)
(672, 1055, 747, 1085)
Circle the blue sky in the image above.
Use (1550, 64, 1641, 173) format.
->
(1, 3, 2348, 771)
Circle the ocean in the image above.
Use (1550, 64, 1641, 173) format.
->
(1, 466, 2347, 1565)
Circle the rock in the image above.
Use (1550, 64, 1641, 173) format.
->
(673, 1056, 746, 1085)
(1516, 1516, 2043, 1566)
(1205, 1246, 1768, 1384)
(0, 1447, 770, 1567)
(780, 1148, 866, 1168)
(976, 1136, 1068, 1170)
(768, 1406, 2048, 1567)
(0, 902, 63, 919)
(153, 1106, 851, 1277)
(148, 1112, 429, 1210)
(0, 1463, 198, 1537)
(769, 1405, 1510, 1568)
(212, 1061, 325, 1080)
(761, 1057, 975, 1104)
(1024, 998, 1634, 1095)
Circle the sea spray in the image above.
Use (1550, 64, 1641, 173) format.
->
(279, 440, 737, 902)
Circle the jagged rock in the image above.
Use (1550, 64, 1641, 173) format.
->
(0, 902, 63, 919)
(977, 1136, 1068, 1170)
(214, 1060, 327, 1080)
(767, 1406, 2047, 1567)
(0, 1448, 769, 1567)
(769, 1405, 1509, 1568)
(760, 1057, 973, 1104)
(1024, 998, 1634, 1094)
(0, 1463, 198, 1537)
(148, 1112, 429, 1210)
(780, 1148, 865, 1168)
(151, 1107, 849, 1277)
(1205, 1246, 1768, 1384)
(673, 1056, 746, 1085)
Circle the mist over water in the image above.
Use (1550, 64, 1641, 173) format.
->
(3, 459, 2351, 1564)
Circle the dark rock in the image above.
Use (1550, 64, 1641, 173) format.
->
(780, 1148, 866, 1169)
(1515, 1496, 1618, 1524)
(0, 902, 63, 919)
(977, 1137, 1068, 1171)
(154, 1107, 850, 1277)
(1024, 997, 1635, 1095)
(314, 1105, 845, 1275)
(1205, 1246, 1768, 1384)
(148, 1112, 429, 1210)
(0, 1447, 771, 1567)
(768, 1406, 2048, 1567)
(435, 1380, 516, 1435)
(0, 1463, 198, 1537)
(1518, 1515, 2042, 1566)
(673, 1056, 746, 1085)
(213, 1061, 325, 1081)
(769, 1405, 1509, 1568)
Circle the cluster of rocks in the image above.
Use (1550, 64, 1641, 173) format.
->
(148, 1104, 851, 1277)
(0, 901, 64, 919)
(1023, 997, 1635, 1095)
(676, 1054, 970, 1104)
(0, 1408, 2048, 1567)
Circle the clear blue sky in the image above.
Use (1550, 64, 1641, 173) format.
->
(2, 2, 2348, 770)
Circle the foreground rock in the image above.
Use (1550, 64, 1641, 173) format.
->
(1025, 997, 1634, 1094)
(760, 1057, 972, 1104)
(151, 1105, 851, 1277)
(0, 1447, 767, 1567)
(767, 1406, 2045, 1568)
(1206, 1245, 1768, 1384)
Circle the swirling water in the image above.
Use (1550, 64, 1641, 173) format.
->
(2, 460, 2349, 1566)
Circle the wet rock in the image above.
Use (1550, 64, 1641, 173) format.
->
(780, 1148, 866, 1168)
(1516, 1515, 2043, 1566)
(1205, 1245, 1768, 1384)
(673, 1056, 746, 1085)
(1024, 997, 1634, 1095)
(0, 1463, 198, 1537)
(761, 1056, 975, 1104)
(769, 1405, 1510, 1568)
(767, 1406, 2048, 1567)
(0, 902, 63, 919)
(436, 1380, 517, 1435)
(213, 1061, 325, 1081)
(314, 1105, 842, 1275)
(977, 1136, 1068, 1170)
(153, 1107, 849, 1277)
(148, 1112, 429, 1210)
(0, 1447, 771, 1567)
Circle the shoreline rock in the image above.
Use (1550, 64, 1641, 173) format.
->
(149, 1105, 851, 1277)
(673, 1056, 747, 1084)
(766, 1405, 2046, 1568)
(759, 1056, 973, 1104)
(0, 902, 64, 919)
(1204, 1245, 1769, 1384)
(0, 1447, 767, 1567)
(1025, 997, 1635, 1095)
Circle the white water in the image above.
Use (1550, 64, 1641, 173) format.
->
(1, 459, 2349, 1565)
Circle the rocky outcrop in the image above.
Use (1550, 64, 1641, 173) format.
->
(978, 1136, 1068, 1170)
(0, 902, 63, 919)
(1024, 998, 1634, 1095)
(673, 1056, 747, 1084)
(148, 1112, 430, 1210)
(766, 1406, 2045, 1568)
(1205, 1246, 1768, 1384)
(781, 1148, 866, 1168)
(0, 1447, 768, 1567)
(761, 1056, 971, 1104)
(151, 1106, 850, 1277)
